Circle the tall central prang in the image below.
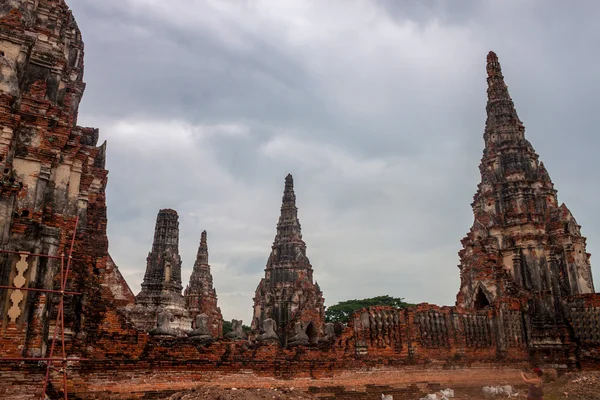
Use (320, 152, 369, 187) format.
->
(252, 174, 325, 344)
(456, 52, 595, 311)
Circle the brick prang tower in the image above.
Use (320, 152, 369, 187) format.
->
(456, 51, 595, 310)
(252, 174, 325, 345)
(184, 230, 223, 337)
(130, 209, 189, 330)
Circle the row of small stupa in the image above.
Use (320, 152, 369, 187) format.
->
(126, 174, 325, 345)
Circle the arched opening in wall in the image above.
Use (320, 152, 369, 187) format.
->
(474, 288, 490, 310)
(305, 322, 318, 345)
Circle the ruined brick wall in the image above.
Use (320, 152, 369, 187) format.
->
(349, 303, 528, 366)
(1, 3, 600, 399)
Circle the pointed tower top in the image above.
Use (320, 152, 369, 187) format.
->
(151, 208, 179, 253)
(274, 174, 302, 245)
(195, 230, 209, 266)
(158, 208, 178, 215)
(484, 51, 523, 144)
(284, 174, 295, 198)
(486, 51, 499, 70)
(281, 173, 297, 209)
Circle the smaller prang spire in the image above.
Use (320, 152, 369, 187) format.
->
(196, 230, 209, 265)
(188, 230, 213, 285)
(484, 51, 524, 145)
(184, 230, 223, 337)
(134, 208, 185, 316)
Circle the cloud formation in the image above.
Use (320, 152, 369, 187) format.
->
(69, 0, 600, 322)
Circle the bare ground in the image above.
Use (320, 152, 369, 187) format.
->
(542, 371, 600, 400)
(164, 369, 600, 400)
(167, 387, 314, 400)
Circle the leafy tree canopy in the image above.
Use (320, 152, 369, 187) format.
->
(325, 295, 414, 324)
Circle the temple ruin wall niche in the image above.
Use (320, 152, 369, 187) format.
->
(0, 39, 24, 96)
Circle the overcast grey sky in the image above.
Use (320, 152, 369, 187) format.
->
(68, 0, 600, 323)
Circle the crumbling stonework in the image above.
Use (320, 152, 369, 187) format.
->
(457, 51, 595, 310)
(0, 1, 599, 397)
(0, 0, 134, 361)
(456, 52, 597, 367)
(128, 209, 189, 331)
(184, 230, 223, 337)
(252, 174, 325, 345)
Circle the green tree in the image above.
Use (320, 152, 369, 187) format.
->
(325, 295, 414, 324)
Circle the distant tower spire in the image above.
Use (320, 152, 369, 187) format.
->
(131, 209, 187, 331)
(140, 209, 183, 294)
(251, 174, 325, 345)
(484, 51, 524, 147)
(184, 230, 223, 337)
(196, 230, 209, 265)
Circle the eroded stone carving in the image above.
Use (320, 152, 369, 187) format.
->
(288, 321, 309, 346)
(224, 319, 247, 340)
(257, 318, 278, 342)
(149, 310, 177, 336)
(320, 322, 336, 342)
(187, 314, 213, 344)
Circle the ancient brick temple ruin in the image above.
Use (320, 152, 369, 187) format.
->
(184, 230, 223, 337)
(252, 174, 325, 345)
(127, 209, 190, 331)
(457, 51, 595, 310)
(127, 213, 223, 336)
(0, 0, 132, 362)
(0, 1, 600, 399)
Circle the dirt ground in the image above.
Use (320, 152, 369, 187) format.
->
(167, 387, 313, 400)
(542, 371, 600, 400)
(165, 369, 600, 400)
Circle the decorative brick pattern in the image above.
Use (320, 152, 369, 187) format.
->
(417, 310, 449, 348)
(503, 310, 525, 348)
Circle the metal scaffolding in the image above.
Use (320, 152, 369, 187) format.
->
(0, 216, 83, 400)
